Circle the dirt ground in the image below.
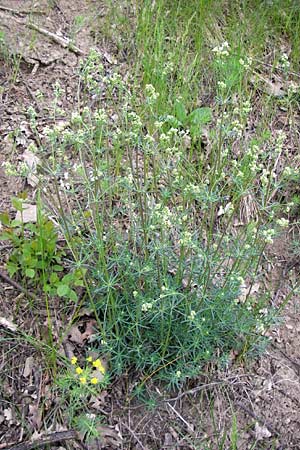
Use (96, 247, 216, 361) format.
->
(1, 1, 300, 449)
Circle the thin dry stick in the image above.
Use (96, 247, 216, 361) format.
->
(155, 386, 195, 433)
(164, 381, 225, 402)
(167, 402, 195, 433)
(0, 11, 84, 56)
(0, 270, 38, 301)
(0, 6, 45, 15)
(26, 22, 84, 56)
(4, 430, 79, 450)
(120, 421, 148, 450)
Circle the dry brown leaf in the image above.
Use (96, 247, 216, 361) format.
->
(68, 325, 84, 345)
(91, 367, 105, 383)
(3, 408, 13, 424)
(22, 149, 40, 187)
(27, 173, 39, 187)
(20, 122, 32, 137)
(264, 80, 285, 97)
(31, 430, 42, 440)
(90, 391, 108, 410)
(28, 404, 42, 429)
(251, 74, 286, 97)
(0, 317, 17, 331)
(22, 149, 40, 171)
(16, 134, 28, 147)
(15, 203, 37, 223)
(254, 422, 272, 440)
(23, 356, 34, 377)
(238, 282, 260, 303)
(81, 319, 97, 342)
(87, 425, 122, 449)
(68, 320, 96, 345)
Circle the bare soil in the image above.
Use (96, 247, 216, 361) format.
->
(1, 2, 300, 449)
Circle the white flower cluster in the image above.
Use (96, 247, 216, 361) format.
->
(282, 166, 295, 178)
(60, 171, 71, 190)
(230, 274, 245, 285)
(274, 130, 286, 154)
(288, 82, 299, 95)
(179, 230, 195, 248)
(276, 217, 289, 228)
(2, 161, 29, 177)
(239, 56, 252, 70)
(2, 161, 18, 176)
(247, 145, 262, 174)
(217, 81, 227, 90)
(162, 61, 174, 76)
(151, 204, 173, 229)
(141, 302, 154, 312)
(145, 84, 160, 102)
(230, 119, 244, 138)
(262, 228, 276, 244)
(123, 168, 134, 186)
(53, 81, 64, 98)
(94, 108, 108, 123)
(242, 100, 252, 115)
(104, 72, 124, 88)
(212, 41, 230, 58)
(188, 310, 196, 320)
(217, 202, 233, 216)
(183, 183, 201, 198)
(278, 53, 290, 71)
(70, 112, 82, 125)
(261, 168, 270, 187)
(127, 111, 142, 130)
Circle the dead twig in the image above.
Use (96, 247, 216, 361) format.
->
(0, 270, 38, 301)
(120, 421, 148, 450)
(23, 80, 42, 113)
(4, 430, 79, 450)
(167, 402, 195, 434)
(0, 11, 84, 56)
(0, 6, 45, 15)
(164, 381, 225, 402)
(26, 22, 84, 56)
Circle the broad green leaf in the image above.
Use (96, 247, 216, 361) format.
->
(174, 99, 187, 124)
(188, 107, 212, 126)
(25, 268, 35, 278)
(7, 263, 18, 277)
(0, 231, 13, 240)
(57, 284, 70, 297)
(12, 197, 24, 212)
(43, 284, 51, 293)
(62, 273, 73, 284)
(50, 273, 59, 284)
(10, 219, 22, 228)
(0, 212, 10, 226)
(68, 289, 78, 302)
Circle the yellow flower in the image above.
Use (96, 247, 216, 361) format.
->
(92, 359, 105, 374)
(79, 376, 87, 384)
(86, 356, 93, 363)
(75, 367, 83, 375)
(71, 356, 77, 365)
(90, 377, 98, 385)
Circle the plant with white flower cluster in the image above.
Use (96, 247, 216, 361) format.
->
(15, 42, 294, 385)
